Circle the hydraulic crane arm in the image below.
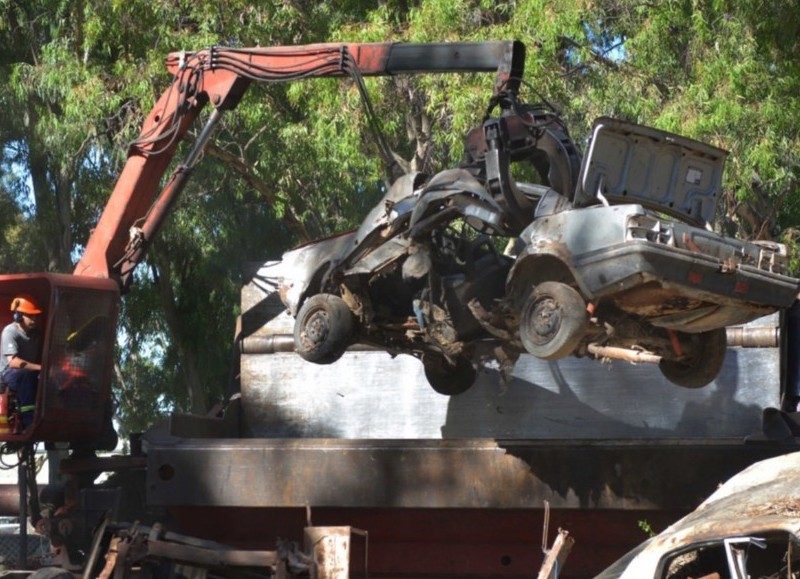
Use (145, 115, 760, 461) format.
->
(73, 41, 526, 291)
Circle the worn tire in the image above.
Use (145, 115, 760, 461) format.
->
(422, 354, 477, 396)
(294, 294, 355, 365)
(659, 328, 727, 389)
(519, 281, 587, 360)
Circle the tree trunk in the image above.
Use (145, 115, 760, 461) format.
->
(151, 247, 208, 415)
(26, 103, 74, 273)
(397, 78, 433, 174)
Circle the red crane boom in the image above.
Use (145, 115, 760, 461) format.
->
(0, 41, 525, 444)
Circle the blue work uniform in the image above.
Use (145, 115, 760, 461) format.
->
(0, 322, 41, 427)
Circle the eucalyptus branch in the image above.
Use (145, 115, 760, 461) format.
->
(204, 140, 316, 242)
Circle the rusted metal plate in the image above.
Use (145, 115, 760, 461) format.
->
(225, 271, 794, 578)
(304, 527, 364, 579)
(145, 438, 787, 511)
(59, 455, 147, 475)
(240, 348, 777, 440)
(160, 506, 712, 578)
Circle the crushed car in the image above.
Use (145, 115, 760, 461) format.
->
(595, 449, 800, 579)
(261, 96, 577, 395)
(260, 90, 800, 395)
(267, 167, 518, 395)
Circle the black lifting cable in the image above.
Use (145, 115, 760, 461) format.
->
(129, 48, 343, 158)
(211, 47, 343, 81)
(201, 45, 402, 180)
(130, 62, 206, 156)
(340, 48, 404, 181)
(127, 45, 402, 188)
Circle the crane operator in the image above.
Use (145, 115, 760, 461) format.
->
(1, 295, 43, 428)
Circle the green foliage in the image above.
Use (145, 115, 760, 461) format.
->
(638, 518, 656, 538)
(561, 0, 800, 245)
(3, 0, 800, 435)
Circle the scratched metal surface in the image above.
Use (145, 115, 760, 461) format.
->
(239, 274, 780, 440)
(145, 438, 787, 509)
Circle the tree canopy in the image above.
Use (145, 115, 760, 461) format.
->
(2, 0, 799, 436)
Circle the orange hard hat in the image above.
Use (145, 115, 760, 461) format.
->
(10, 294, 43, 315)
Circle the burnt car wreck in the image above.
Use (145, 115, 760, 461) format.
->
(261, 85, 799, 395)
(596, 450, 800, 579)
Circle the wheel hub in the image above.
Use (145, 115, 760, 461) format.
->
(303, 311, 330, 345)
(531, 297, 561, 344)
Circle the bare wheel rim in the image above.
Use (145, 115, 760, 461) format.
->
(519, 281, 587, 361)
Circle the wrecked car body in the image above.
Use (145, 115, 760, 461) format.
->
(506, 118, 799, 387)
(261, 97, 579, 395)
(595, 450, 800, 579)
(263, 91, 800, 395)
(266, 168, 518, 395)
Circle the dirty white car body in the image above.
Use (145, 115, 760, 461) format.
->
(506, 117, 799, 388)
(596, 450, 800, 578)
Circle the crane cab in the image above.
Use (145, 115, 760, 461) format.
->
(0, 273, 119, 445)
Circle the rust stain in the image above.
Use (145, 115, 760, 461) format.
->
(742, 497, 800, 518)
(612, 283, 705, 316)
